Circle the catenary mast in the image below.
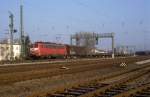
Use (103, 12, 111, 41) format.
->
(20, 0, 25, 59)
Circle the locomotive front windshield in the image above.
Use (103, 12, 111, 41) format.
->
(31, 43, 38, 48)
(35, 44, 38, 48)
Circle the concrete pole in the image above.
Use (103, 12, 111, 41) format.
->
(20, 3, 25, 59)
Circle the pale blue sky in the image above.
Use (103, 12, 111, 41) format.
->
(0, 0, 150, 50)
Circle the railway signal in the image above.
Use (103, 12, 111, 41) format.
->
(9, 12, 14, 60)
(9, 11, 18, 61)
(71, 32, 115, 58)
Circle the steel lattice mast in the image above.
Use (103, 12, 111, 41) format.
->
(9, 12, 14, 61)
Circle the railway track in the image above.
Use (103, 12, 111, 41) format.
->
(131, 85, 150, 97)
(114, 73, 150, 97)
(0, 57, 150, 97)
(114, 83, 150, 97)
(45, 63, 150, 97)
(93, 70, 150, 97)
(0, 57, 147, 86)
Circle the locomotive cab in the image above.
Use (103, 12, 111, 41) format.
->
(30, 42, 40, 57)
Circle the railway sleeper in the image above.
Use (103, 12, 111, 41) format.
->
(103, 91, 118, 96)
(67, 89, 88, 94)
(48, 94, 66, 97)
(50, 83, 109, 97)
(133, 94, 150, 97)
(112, 87, 129, 91)
(114, 84, 150, 97)
(138, 92, 150, 95)
(99, 84, 131, 96)
(62, 91, 83, 96)
(74, 87, 96, 91)
(134, 89, 150, 97)
(63, 87, 97, 96)
(102, 90, 125, 96)
(105, 89, 123, 94)
(50, 87, 93, 97)
(107, 89, 123, 93)
(48, 91, 82, 97)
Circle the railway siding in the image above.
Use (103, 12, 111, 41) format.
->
(114, 83, 150, 97)
(47, 63, 150, 97)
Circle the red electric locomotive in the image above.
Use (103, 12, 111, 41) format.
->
(30, 42, 70, 58)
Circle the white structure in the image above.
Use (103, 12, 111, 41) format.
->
(0, 43, 10, 61)
(13, 44, 21, 59)
(115, 45, 135, 55)
(0, 43, 21, 61)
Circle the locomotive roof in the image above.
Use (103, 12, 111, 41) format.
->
(34, 41, 67, 46)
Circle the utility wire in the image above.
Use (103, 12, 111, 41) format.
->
(71, 0, 109, 18)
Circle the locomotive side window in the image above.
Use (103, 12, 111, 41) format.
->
(44, 44, 49, 48)
(40, 44, 44, 48)
(45, 44, 47, 48)
(40, 43, 65, 49)
(34, 43, 38, 48)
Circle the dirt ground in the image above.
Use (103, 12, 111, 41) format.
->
(0, 56, 149, 97)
